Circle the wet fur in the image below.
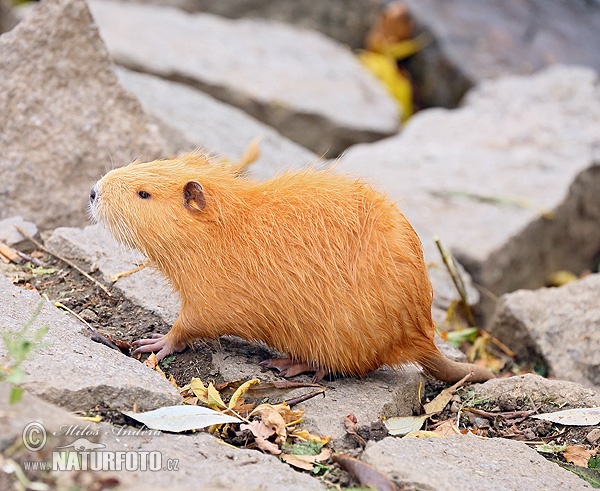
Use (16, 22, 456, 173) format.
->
(94, 153, 494, 382)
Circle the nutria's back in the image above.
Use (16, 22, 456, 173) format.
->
(93, 154, 493, 381)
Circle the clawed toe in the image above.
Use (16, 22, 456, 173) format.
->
(260, 357, 327, 382)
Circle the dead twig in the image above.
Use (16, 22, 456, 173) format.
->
(284, 389, 327, 407)
(15, 250, 47, 267)
(14, 225, 112, 296)
(463, 407, 536, 421)
(434, 236, 475, 326)
(54, 301, 121, 352)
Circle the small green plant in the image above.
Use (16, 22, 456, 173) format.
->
(1, 301, 49, 404)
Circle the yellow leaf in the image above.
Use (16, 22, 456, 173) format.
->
(357, 50, 412, 121)
(229, 378, 260, 410)
(79, 415, 102, 423)
(290, 429, 332, 446)
(207, 382, 227, 410)
(190, 378, 209, 403)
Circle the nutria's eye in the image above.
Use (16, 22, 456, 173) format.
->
(138, 190, 151, 199)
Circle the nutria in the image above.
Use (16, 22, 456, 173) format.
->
(90, 153, 494, 383)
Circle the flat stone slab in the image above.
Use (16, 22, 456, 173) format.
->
(0, 275, 181, 411)
(472, 373, 600, 409)
(337, 65, 600, 308)
(489, 275, 600, 392)
(88, 0, 399, 157)
(0, 0, 171, 229)
(100, 424, 325, 491)
(403, 0, 600, 107)
(363, 434, 592, 490)
(116, 68, 319, 181)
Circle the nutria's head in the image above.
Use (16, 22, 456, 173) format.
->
(89, 153, 235, 259)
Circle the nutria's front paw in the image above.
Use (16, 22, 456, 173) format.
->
(132, 333, 186, 360)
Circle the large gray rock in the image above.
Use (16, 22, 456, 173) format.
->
(0, 0, 171, 230)
(116, 68, 319, 181)
(0, 275, 182, 411)
(88, 0, 399, 157)
(489, 275, 600, 392)
(363, 434, 592, 490)
(100, 425, 326, 491)
(337, 65, 600, 315)
(403, 0, 600, 107)
(472, 374, 600, 409)
(164, 0, 382, 49)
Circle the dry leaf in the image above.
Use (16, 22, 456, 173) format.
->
(433, 420, 459, 437)
(344, 414, 367, 447)
(229, 378, 260, 409)
(190, 378, 209, 403)
(532, 407, 600, 426)
(250, 404, 288, 444)
(563, 445, 597, 467)
(423, 372, 472, 415)
(384, 415, 427, 436)
(207, 382, 227, 410)
(333, 454, 395, 491)
(281, 448, 332, 470)
(241, 420, 281, 455)
(143, 352, 158, 369)
(290, 429, 332, 446)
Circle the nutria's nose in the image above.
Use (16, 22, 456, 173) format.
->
(90, 184, 98, 204)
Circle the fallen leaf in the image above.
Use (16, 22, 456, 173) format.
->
(189, 377, 209, 403)
(343, 414, 367, 446)
(563, 445, 597, 467)
(535, 443, 568, 454)
(229, 378, 260, 410)
(433, 420, 459, 437)
(423, 372, 471, 415)
(250, 404, 289, 443)
(123, 405, 241, 432)
(241, 420, 281, 455)
(384, 415, 427, 436)
(290, 428, 331, 446)
(281, 448, 332, 470)
(333, 454, 395, 491)
(143, 352, 158, 369)
(532, 407, 600, 426)
(207, 382, 227, 410)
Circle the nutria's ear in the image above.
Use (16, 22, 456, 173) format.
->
(183, 181, 206, 212)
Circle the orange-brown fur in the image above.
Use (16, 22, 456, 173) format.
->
(92, 153, 494, 382)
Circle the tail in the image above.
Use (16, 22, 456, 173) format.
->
(231, 137, 261, 175)
(418, 351, 495, 383)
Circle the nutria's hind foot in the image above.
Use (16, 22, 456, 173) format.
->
(132, 333, 187, 361)
(260, 358, 327, 383)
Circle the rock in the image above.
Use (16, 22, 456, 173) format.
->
(363, 434, 592, 490)
(489, 276, 600, 392)
(0, 216, 38, 251)
(0, 0, 17, 34)
(403, 0, 600, 107)
(472, 374, 600, 409)
(0, 275, 182, 411)
(0, 383, 122, 489)
(116, 68, 319, 181)
(0, 0, 171, 230)
(99, 424, 325, 491)
(88, 0, 399, 157)
(337, 65, 600, 317)
(163, 0, 383, 49)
